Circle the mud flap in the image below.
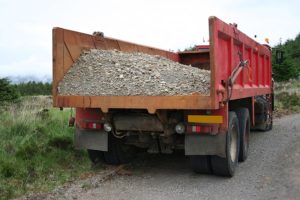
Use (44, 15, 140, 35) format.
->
(75, 128, 108, 151)
(185, 134, 226, 158)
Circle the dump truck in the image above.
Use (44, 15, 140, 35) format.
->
(52, 16, 273, 177)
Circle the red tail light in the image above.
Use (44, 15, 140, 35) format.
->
(187, 125, 202, 133)
(76, 108, 104, 130)
(81, 122, 103, 130)
(186, 124, 219, 135)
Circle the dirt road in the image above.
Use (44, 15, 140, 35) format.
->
(24, 114, 300, 200)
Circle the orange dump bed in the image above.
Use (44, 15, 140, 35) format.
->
(53, 16, 272, 113)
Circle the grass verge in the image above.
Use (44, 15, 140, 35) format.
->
(0, 96, 93, 199)
(274, 80, 300, 117)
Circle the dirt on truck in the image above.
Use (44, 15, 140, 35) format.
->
(52, 16, 273, 177)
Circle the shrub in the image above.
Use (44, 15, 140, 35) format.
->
(16, 136, 40, 159)
(48, 135, 73, 150)
(0, 78, 20, 105)
(272, 33, 300, 81)
(9, 121, 31, 137)
(276, 92, 300, 111)
(0, 159, 17, 178)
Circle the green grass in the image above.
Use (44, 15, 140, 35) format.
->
(0, 81, 299, 199)
(274, 79, 300, 115)
(0, 96, 93, 199)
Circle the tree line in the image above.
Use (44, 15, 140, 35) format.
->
(15, 81, 52, 96)
(0, 78, 52, 104)
(272, 33, 300, 81)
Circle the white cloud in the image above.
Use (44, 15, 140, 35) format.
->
(0, 0, 299, 78)
(0, 55, 51, 77)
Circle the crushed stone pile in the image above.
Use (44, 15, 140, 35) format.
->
(58, 49, 210, 96)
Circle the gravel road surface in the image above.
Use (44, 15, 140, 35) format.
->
(22, 114, 300, 200)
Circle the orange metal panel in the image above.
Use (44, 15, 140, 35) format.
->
(117, 40, 139, 52)
(104, 39, 120, 50)
(63, 45, 74, 74)
(92, 36, 107, 50)
(56, 95, 212, 114)
(52, 28, 64, 105)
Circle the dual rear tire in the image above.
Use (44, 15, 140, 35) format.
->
(210, 111, 240, 177)
(190, 109, 250, 177)
(88, 134, 136, 165)
(235, 108, 250, 162)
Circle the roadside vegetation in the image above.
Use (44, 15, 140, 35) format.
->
(15, 81, 52, 96)
(1, 83, 299, 200)
(0, 78, 20, 105)
(274, 80, 300, 116)
(0, 96, 95, 199)
(272, 33, 300, 81)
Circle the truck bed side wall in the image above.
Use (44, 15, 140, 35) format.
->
(209, 17, 272, 109)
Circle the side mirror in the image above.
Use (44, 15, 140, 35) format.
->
(276, 50, 284, 64)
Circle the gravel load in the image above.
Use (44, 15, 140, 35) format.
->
(58, 49, 210, 96)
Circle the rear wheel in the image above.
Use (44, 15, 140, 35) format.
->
(103, 134, 137, 165)
(235, 108, 250, 162)
(190, 155, 212, 174)
(211, 112, 240, 177)
(263, 111, 273, 131)
(255, 96, 273, 131)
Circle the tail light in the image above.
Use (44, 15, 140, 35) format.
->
(81, 122, 103, 130)
(76, 108, 105, 130)
(187, 125, 202, 133)
(186, 124, 218, 134)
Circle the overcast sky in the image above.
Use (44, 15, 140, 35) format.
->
(0, 0, 299, 78)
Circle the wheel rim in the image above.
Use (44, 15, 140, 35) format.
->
(230, 124, 238, 162)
